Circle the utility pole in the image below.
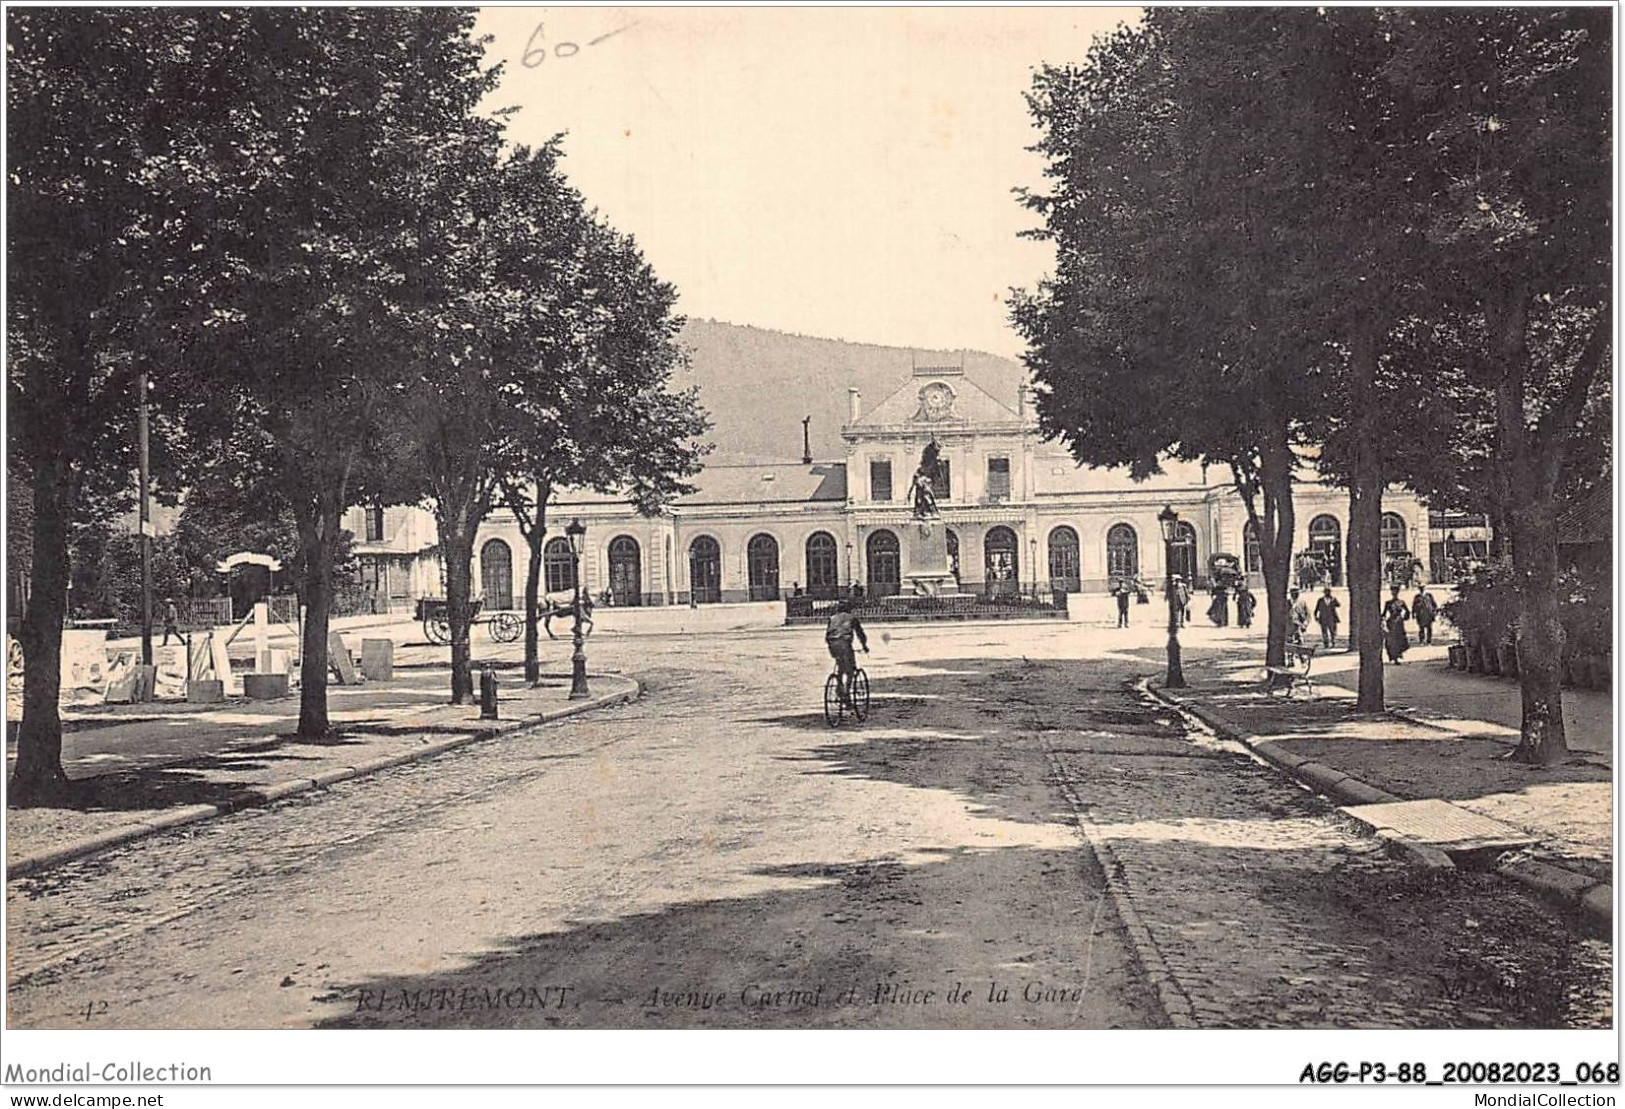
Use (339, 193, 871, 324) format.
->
(139, 370, 153, 666)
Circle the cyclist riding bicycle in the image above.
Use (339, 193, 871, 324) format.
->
(824, 599, 870, 700)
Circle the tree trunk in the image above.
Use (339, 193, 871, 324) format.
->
(1487, 281, 1570, 766)
(443, 528, 476, 704)
(518, 478, 551, 687)
(295, 497, 341, 739)
(8, 459, 74, 805)
(523, 523, 545, 685)
(1257, 435, 1296, 670)
(1346, 323, 1386, 712)
(1507, 503, 1568, 764)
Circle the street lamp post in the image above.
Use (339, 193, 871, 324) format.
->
(1158, 504, 1187, 689)
(566, 517, 590, 700)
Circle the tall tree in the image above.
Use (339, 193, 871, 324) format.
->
(387, 138, 708, 700)
(1013, 13, 1329, 669)
(7, 9, 228, 801)
(173, 9, 503, 736)
(1389, 8, 1611, 763)
(499, 216, 710, 685)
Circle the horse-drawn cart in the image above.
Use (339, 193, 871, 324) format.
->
(415, 598, 522, 645)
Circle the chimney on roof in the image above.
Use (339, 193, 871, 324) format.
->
(848, 387, 862, 422)
(1017, 384, 1028, 420)
(801, 415, 812, 465)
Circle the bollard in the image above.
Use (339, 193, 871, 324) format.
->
(479, 666, 498, 720)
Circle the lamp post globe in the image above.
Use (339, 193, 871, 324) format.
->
(566, 517, 590, 700)
(1158, 504, 1187, 689)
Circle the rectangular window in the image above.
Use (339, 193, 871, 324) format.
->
(986, 457, 1011, 501)
(365, 506, 385, 543)
(870, 459, 893, 502)
(936, 459, 952, 502)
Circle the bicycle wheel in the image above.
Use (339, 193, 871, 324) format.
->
(824, 672, 843, 726)
(426, 616, 451, 645)
(850, 668, 870, 722)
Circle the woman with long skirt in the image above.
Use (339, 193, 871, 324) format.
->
(1382, 584, 1411, 663)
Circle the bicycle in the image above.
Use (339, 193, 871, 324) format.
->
(823, 664, 870, 726)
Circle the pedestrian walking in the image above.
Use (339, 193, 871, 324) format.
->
(1234, 583, 1255, 628)
(1412, 585, 1438, 645)
(1169, 574, 1191, 628)
(1383, 584, 1411, 663)
(1114, 580, 1131, 628)
(1207, 583, 1229, 627)
(1288, 587, 1310, 646)
(1314, 586, 1341, 649)
(160, 597, 181, 647)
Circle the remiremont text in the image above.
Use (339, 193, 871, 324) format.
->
(3, 1063, 211, 1084)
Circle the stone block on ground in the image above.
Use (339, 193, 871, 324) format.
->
(187, 679, 225, 703)
(360, 638, 394, 682)
(242, 672, 290, 700)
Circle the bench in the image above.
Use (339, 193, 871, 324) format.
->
(1265, 643, 1318, 698)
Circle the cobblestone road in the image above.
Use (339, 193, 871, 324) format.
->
(6, 623, 1611, 1030)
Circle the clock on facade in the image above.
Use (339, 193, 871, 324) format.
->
(917, 381, 955, 421)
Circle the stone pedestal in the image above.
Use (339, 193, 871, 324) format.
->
(905, 518, 958, 597)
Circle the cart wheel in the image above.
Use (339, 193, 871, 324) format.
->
(490, 612, 522, 644)
(426, 616, 451, 645)
(824, 672, 843, 726)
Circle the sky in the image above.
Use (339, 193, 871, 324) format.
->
(472, 6, 1138, 359)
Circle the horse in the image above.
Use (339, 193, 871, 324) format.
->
(541, 591, 595, 640)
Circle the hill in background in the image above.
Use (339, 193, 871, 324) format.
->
(676, 319, 1029, 463)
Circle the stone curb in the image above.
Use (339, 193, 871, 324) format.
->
(7, 678, 643, 882)
(1039, 739, 1198, 1029)
(1145, 679, 1612, 932)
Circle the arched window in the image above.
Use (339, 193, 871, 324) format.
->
(984, 526, 1019, 596)
(480, 539, 513, 610)
(1048, 526, 1080, 591)
(543, 536, 575, 595)
(805, 532, 839, 599)
(747, 533, 780, 601)
(1381, 512, 1408, 554)
(1308, 514, 1342, 586)
(1106, 523, 1139, 580)
(866, 530, 901, 597)
(1168, 521, 1198, 583)
(608, 536, 642, 607)
(1244, 521, 1262, 574)
(689, 535, 722, 604)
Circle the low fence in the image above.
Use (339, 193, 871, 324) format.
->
(785, 587, 1068, 625)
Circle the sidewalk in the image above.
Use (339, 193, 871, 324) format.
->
(1147, 638, 1612, 930)
(5, 668, 640, 878)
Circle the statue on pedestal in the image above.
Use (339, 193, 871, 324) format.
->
(909, 439, 943, 525)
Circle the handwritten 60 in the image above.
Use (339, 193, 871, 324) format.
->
(521, 21, 634, 67)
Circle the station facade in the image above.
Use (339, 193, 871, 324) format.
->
(353, 360, 1427, 611)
